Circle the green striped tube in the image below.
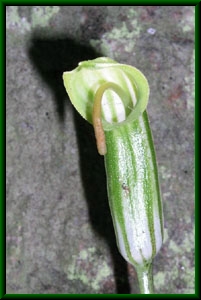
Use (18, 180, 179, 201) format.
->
(63, 57, 164, 294)
(105, 112, 163, 267)
(105, 112, 163, 293)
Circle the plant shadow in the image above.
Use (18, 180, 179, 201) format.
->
(28, 33, 130, 294)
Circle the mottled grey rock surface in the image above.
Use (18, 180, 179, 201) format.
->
(6, 6, 194, 294)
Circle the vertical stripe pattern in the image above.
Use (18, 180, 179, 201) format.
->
(104, 111, 163, 267)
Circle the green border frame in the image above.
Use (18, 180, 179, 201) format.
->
(1, 1, 5, 299)
(2, 1, 199, 298)
(195, 2, 199, 300)
(0, 0, 200, 4)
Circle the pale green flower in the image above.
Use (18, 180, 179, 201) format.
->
(63, 57, 164, 294)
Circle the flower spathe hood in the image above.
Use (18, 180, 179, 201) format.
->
(63, 57, 149, 131)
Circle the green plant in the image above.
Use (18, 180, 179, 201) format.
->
(63, 57, 164, 294)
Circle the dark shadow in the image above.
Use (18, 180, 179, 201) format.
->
(74, 112, 131, 294)
(29, 33, 101, 122)
(28, 32, 130, 294)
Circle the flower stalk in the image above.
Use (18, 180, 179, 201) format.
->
(63, 57, 164, 294)
(136, 263, 154, 294)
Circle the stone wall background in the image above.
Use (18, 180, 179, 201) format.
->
(6, 6, 194, 294)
